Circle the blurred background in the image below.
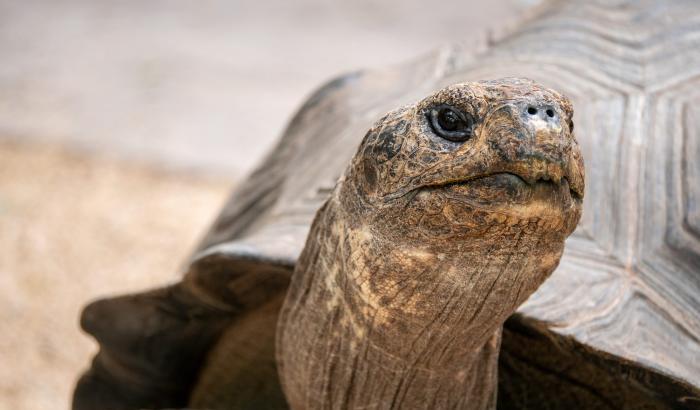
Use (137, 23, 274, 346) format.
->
(0, 0, 540, 408)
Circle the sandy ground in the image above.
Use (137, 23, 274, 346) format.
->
(0, 1, 537, 408)
(0, 142, 230, 409)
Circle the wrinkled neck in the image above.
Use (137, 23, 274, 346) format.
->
(277, 194, 550, 410)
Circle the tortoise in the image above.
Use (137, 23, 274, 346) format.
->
(74, 0, 700, 409)
(77, 75, 585, 410)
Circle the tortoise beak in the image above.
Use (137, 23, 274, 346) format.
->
(496, 100, 584, 202)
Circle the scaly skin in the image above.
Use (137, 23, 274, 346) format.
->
(277, 78, 584, 410)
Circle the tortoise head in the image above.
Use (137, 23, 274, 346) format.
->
(343, 78, 584, 244)
(329, 78, 585, 346)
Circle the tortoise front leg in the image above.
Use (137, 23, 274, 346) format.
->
(73, 283, 233, 410)
(73, 255, 293, 410)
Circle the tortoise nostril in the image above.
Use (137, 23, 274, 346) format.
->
(527, 106, 538, 115)
(546, 109, 555, 118)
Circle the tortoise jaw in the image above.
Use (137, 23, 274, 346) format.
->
(409, 171, 582, 212)
(519, 173, 583, 203)
(562, 176, 583, 203)
(386, 155, 583, 206)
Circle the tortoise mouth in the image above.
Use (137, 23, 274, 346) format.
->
(478, 172, 581, 202)
(430, 172, 582, 206)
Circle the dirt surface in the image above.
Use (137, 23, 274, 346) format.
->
(0, 141, 230, 409)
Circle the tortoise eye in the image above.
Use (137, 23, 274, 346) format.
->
(429, 105, 473, 142)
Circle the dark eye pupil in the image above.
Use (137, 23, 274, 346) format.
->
(438, 109, 462, 131)
(429, 105, 473, 142)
